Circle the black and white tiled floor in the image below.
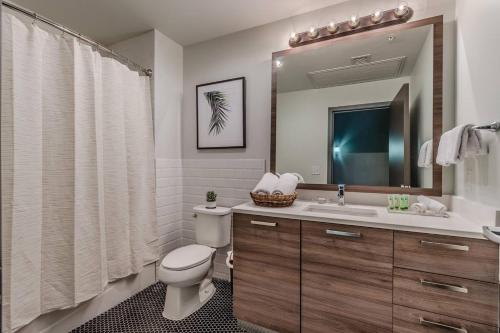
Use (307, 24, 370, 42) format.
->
(72, 279, 247, 333)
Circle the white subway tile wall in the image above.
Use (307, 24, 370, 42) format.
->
(182, 159, 265, 280)
(156, 159, 184, 258)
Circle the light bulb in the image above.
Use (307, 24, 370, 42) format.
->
(348, 15, 360, 29)
(371, 9, 383, 23)
(289, 31, 301, 44)
(395, 2, 409, 18)
(308, 26, 319, 38)
(327, 21, 338, 33)
(275, 60, 282, 68)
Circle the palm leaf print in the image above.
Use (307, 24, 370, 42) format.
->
(204, 90, 230, 135)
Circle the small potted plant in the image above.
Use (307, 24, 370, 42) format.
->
(206, 190, 217, 209)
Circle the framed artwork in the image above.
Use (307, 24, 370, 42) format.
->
(196, 77, 246, 149)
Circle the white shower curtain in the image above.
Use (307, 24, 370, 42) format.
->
(1, 13, 158, 332)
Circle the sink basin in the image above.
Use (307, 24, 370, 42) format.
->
(303, 204, 378, 217)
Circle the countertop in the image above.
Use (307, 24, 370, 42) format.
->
(232, 200, 495, 239)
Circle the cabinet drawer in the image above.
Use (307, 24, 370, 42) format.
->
(302, 220, 394, 275)
(394, 231, 499, 282)
(301, 220, 393, 333)
(394, 305, 497, 333)
(394, 268, 499, 326)
(233, 213, 300, 333)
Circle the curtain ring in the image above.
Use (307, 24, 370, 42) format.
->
(32, 13, 37, 25)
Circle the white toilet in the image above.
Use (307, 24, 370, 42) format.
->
(158, 205, 231, 320)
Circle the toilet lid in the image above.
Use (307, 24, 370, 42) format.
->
(161, 244, 214, 271)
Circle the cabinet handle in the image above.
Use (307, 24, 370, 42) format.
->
(420, 240, 469, 252)
(250, 220, 277, 227)
(419, 317, 468, 333)
(326, 229, 361, 238)
(420, 279, 468, 294)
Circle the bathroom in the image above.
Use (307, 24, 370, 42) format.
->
(1, 0, 499, 332)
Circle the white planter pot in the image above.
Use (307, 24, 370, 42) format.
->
(206, 201, 217, 209)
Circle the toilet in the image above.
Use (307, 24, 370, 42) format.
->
(158, 205, 231, 320)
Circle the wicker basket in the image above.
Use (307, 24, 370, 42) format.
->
(250, 192, 297, 208)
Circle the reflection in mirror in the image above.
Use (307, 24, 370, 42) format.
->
(276, 24, 434, 189)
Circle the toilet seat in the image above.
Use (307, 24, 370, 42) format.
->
(161, 244, 214, 271)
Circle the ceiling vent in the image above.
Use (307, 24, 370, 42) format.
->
(307, 56, 407, 89)
(351, 54, 372, 65)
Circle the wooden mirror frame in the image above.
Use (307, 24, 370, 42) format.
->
(270, 16, 443, 196)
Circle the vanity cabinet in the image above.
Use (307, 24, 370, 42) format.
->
(232, 214, 500, 333)
(232, 213, 301, 333)
(301, 221, 394, 333)
(393, 231, 499, 333)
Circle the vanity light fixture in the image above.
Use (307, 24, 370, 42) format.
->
(371, 9, 383, 23)
(289, 31, 301, 45)
(288, 5, 412, 47)
(327, 21, 338, 34)
(348, 15, 360, 29)
(308, 26, 319, 38)
(394, 2, 410, 18)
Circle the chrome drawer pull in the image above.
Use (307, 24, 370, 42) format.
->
(420, 279, 468, 294)
(326, 229, 361, 238)
(419, 317, 468, 333)
(420, 240, 469, 252)
(250, 220, 277, 227)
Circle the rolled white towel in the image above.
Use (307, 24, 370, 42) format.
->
(418, 140, 433, 168)
(410, 202, 427, 214)
(272, 173, 300, 195)
(252, 173, 279, 194)
(417, 195, 447, 214)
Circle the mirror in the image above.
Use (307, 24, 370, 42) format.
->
(272, 17, 442, 195)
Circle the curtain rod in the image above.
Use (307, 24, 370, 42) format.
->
(2, 1, 153, 77)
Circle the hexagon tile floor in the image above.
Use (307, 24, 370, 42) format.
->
(72, 279, 247, 333)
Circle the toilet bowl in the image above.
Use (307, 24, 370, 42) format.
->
(158, 205, 231, 320)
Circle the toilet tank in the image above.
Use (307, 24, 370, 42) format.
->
(193, 205, 231, 248)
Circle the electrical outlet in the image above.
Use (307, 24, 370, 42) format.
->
(311, 165, 320, 175)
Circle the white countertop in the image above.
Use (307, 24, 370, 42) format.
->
(232, 200, 495, 239)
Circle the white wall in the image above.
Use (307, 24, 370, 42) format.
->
(276, 77, 409, 184)
(182, 0, 456, 194)
(409, 28, 433, 188)
(455, 0, 500, 208)
(112, 30, 184, 260)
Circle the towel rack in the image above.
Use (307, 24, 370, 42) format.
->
(472, 121, 500, 132)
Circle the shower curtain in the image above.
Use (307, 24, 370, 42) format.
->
(1, 13, 158, 332)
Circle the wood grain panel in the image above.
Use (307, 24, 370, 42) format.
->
(233, 213, 300, 333)
(394, 305, 497, 333)
(302, 220, 393, 333)
(394, 268, 499, 326)
(394, 231, 499, 283)
(302, 220, 394, 275)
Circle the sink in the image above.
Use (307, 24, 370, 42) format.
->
(303, 204, 378, 217)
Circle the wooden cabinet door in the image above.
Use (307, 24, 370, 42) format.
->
(233, 213, 300, 333)
(301, 220, 394, 333)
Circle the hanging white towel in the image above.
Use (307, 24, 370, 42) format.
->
(272, 173, 300, 195)
(436, 124, 487, 166)
(418, 140, 433, 168)
(252, 173, 279, 194)
(417, 195, 447, 214)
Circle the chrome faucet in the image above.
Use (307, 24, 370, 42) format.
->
(337, 184, 345, 206)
